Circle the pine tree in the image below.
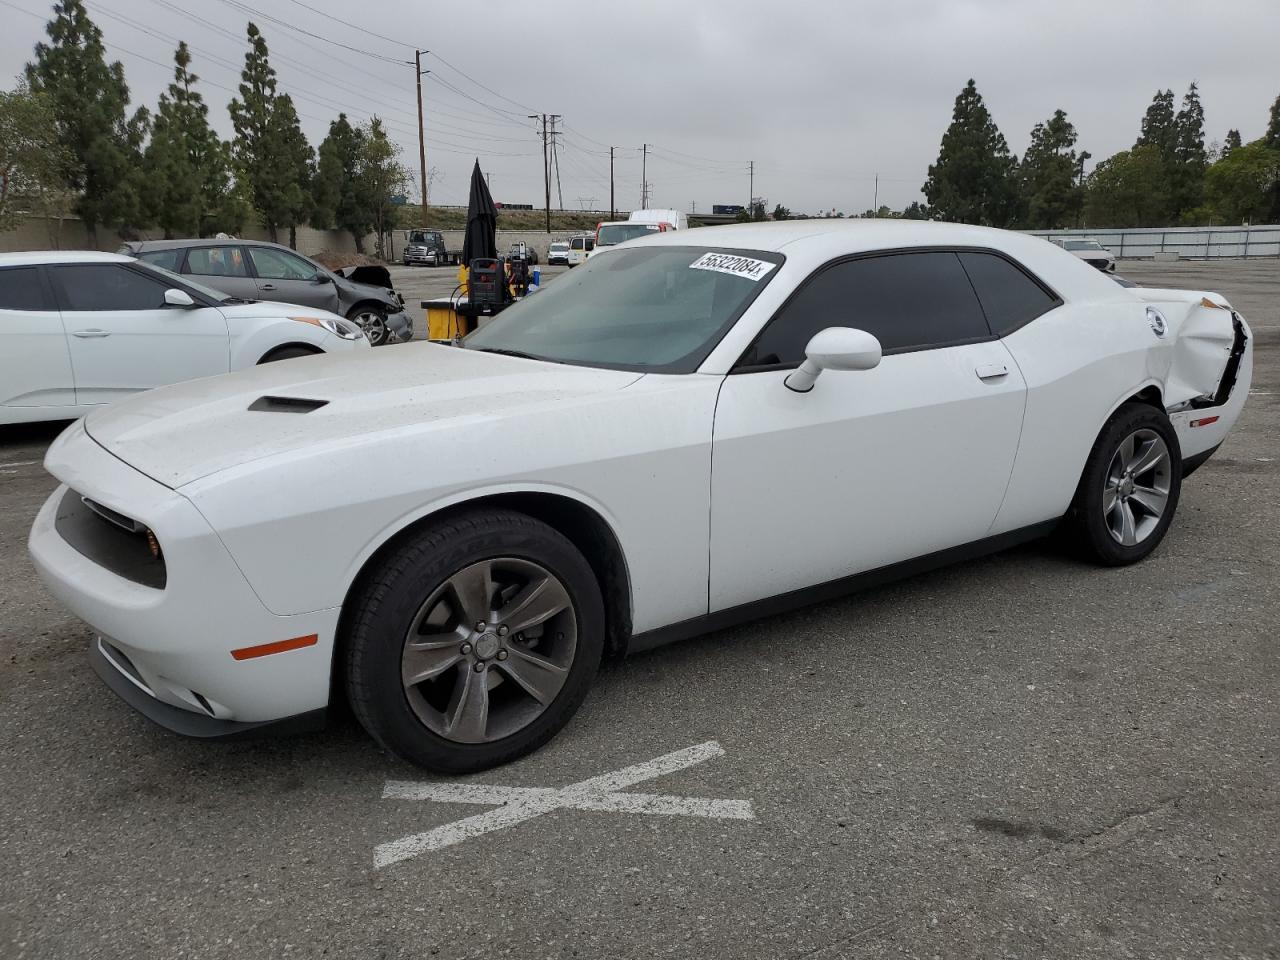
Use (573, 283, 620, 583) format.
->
(1265, 94, 1280, 149)
(25, 0, 148, 242)
(229, 23, 311, 243)
(312, 113, 369, 249)
(1169, 82, 1208, 219)
(1222, 129, 1243, 158)
(1018, 109, 1083, 229)
(923, 79, 1018, 226)
(1136, 90, 1177, 157)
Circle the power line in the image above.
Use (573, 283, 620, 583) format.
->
(211, 0, 409, 64)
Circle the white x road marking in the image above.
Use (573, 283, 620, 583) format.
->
(376, 740, 754, 868)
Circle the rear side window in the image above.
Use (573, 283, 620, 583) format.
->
(51, 264, 169, 311)
(137, 249, 183, 271)
(957, 252, 1059, 336)
(741, 251, 990, 367)
(0, 267, 49, 311)
(186, 245, 248, 278)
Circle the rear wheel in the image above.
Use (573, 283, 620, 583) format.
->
(1068, 403, 1182, 565)
(344, 509, 604, 772)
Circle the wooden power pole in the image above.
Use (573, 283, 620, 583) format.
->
(609, 147, 615, 219)
(415, 50, 428, 223)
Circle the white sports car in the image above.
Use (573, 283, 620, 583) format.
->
(1, 251, 369, 425)
(29, 223, 1251, 772)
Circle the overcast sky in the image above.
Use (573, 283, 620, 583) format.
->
(3, 0, 1279, 215)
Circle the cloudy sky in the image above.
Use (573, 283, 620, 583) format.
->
(2, 0, 1278, 215)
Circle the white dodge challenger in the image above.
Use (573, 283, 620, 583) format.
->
(29, 222, 1252, 772)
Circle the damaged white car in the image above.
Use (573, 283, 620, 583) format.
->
(29, 222, 1251, 772)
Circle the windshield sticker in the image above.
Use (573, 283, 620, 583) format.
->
(689, 253, 777, 282)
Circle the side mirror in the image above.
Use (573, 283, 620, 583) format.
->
(163, 288, 195, 308)
(784, 327, 882, 393)
(312, 272, 332, 284)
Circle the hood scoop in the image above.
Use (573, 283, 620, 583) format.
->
(248, 395, 329, 414)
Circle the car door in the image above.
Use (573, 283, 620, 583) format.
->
(0, 264, 77, 414)
(246, 246, 340, 311)
(181, 244, 261, 302)
(48, 262, 230, 406)
(709, 250, 1027, 612)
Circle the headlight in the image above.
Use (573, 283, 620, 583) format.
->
(290, 315, 365, 340)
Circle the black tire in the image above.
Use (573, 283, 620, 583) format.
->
(348, 304, 389, 346)
(1067, 402, 1182, 566)
(344, 508, 604, 773)
(259, 345, 319, 363)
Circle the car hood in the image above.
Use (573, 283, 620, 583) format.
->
(216, 300, 342, 320)
(336, 276, 398, 303)
(83, 345, 643, 489)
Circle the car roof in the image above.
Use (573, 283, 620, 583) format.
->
(0, 250, 133, 267)
(128, 237, 303, 254)
(622, 219, 1127, 304)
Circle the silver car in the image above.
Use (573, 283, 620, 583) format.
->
(121, 239, 413, 346)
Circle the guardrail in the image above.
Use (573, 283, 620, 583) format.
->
(1028, 226, 1280, 259)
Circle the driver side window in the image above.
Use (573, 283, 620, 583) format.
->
(739, 251, 992, 368)
(249, 248, 317, 281)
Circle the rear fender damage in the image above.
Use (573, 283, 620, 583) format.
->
(1135, 289, 1248, 409)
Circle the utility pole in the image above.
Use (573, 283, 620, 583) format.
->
(641, 143, 648, 209)
(748, 160, 753, 216)
(531, 113, 550, 233)
(872, 173, 878, 214)
(549, 115, 563, 211)
(609, 147, 615, 219)
(415, 50, 428, 223)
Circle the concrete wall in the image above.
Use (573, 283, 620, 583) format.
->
(0, 216, 575, 262)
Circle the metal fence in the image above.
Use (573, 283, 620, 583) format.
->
(1027, 225, 1280, 260)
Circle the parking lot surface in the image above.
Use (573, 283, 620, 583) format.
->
(1, 260, 1276, 959)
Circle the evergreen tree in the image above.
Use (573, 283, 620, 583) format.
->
(1222, 129, 1243, 157)
(1135, 89, 1177, 156)
(923, 79, 1018, 226)
(312, 113, 369, 249)
(1018, 109, 1083, 229)
(900, 201, 929, 220)
(1169, 82, 1207, 219)
(229, 24, 310, 244)
(25, 0, 148, 242)
(271, 93, 314, 249)
(1266, 93, 1280, 149)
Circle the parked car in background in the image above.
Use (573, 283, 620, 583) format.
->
(1058, 238, 1117, 272)
(507, 241, 539, 265)
(121, 239, 412, 346)
(547, 240, 570, 265)
(29, 221, 1251, 773)
(402, 229, 460, 267)
(591, 220, 664, 257)
(567, 233, 595, 266)
(629, 208, 689, 231)
(0, 251, 368, 426)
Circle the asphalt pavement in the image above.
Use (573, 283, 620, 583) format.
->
(0, 259, 1276, 960)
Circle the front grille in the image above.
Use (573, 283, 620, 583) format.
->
(55, 489, 167, 589)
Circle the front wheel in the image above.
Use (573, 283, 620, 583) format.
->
(344, 509, 604, 772)
(349, 305, 389, 346)
(1068, 402, 1182, 565)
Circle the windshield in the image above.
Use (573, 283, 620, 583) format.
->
(596, 223, 658, 246)
(464, 246, 783, 373)
(135, 260, 239, 303)
(550, 243, 569, 251)
(1063, 239, 1102, 251)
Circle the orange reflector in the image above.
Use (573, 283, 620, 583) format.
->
(1189, 415, 1220, 428)
(231, 634, 318, 661)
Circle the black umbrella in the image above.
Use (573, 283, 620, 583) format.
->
(461, 159, 498, 265)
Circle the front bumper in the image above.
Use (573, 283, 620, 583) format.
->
(28, 422, 341, 729)
(403, 250, 432, 265)
(385, 309, 415, 343)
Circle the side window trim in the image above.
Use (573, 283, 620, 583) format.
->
(730, 245, 1060, 373)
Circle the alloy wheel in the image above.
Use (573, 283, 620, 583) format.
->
(354, 311, 387, 345)
(1103, 428, 1172, 546)
(400, 557, 578, 744)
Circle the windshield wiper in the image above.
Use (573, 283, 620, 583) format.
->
(470, 346, 551, 362)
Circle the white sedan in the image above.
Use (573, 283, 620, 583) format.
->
(29, 222, 1251, 772)
(1059, 237, 1117, 272)
(1, 251, 368, 425)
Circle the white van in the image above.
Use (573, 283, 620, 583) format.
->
(567, 234, 595, 267)
(629, 208, 689, 231)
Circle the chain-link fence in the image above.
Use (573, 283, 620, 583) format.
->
(1028, 225, 1280, 259)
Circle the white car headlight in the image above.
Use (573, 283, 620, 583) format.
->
(290, 315, 366, 341)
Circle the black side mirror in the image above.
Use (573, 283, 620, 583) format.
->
(313, 273, 332, 284)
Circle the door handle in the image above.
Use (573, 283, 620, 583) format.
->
(975, 362, 1008, 381)
(72, 329, 111, 338)
(259, 283, 277, 291)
